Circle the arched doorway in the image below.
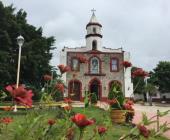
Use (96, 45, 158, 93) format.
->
(68, 80, 82, 101)
(89, 78, 101, 100)
(108, 80, 122, 92)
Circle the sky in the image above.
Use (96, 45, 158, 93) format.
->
(2, 0, 170, 71)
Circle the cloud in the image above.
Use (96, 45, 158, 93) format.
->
(2, 0, 170, 71)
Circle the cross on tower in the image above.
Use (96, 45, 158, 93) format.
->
(91, 8, 96, 14)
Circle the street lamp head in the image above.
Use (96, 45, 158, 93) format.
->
(17, 35, 24, 46)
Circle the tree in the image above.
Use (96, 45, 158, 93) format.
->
(149, 61, 170, 93)
(144, 83, 157, 106)
(0, 2, 55, 92)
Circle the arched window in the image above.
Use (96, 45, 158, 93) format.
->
(90, 57, 99, 74)
(92, 40, 97, 50)
(93, 27, 96, 33)
(71, 58, 79, 71)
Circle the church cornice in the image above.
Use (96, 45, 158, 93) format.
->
(85, 33, 103, 39)
(86, 22, 102, 28)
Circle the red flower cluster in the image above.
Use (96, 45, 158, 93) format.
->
(64, 98, 72, 104)
(48, 119, 56, 126)
(3, 106, 14, 111)
(138, 125, 150, 138)
(97, 126, 107, 136)
(132, 68, 149, 78)
(0, 117, 13, 125)
(122, 61, 132, 68)
(123, 100, 134, 110)
(58, 64, 71, 74)
(77, 55, 88, 63)
(6, 85, 34, 107)
(107, 99, 117, 105)
(71, 113, 95, 129)
(43, 74, 52, 81)
(55, 83, 64, 93)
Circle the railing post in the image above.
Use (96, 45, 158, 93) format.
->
(157, 110, 159, 132)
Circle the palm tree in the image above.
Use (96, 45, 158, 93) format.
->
(144, 83, 157, 106)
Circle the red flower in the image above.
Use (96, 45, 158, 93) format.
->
(48, 119, 56, 126)
(107, 99, 117, 105)
(43, 74, 52, 81)
(71, 113, 95, 128)
(123, 103, 133, 110)
(0, 117, 13, 125)
(132, 68, 149, 78)
(97, 126, 107, 136)
(64, 98, 72, 104)
(122, 61, 132, 68)
(138, 125, 150, 138)
(126, 100, 134, 106)
(77, 55, 88, 63)
(58, 64, 71, 74)
(64, 105, 72, 111)
(5, 85, 34, 107)
(55, 83, 64, 93)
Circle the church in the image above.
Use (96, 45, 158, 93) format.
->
(60, 11, 133, 101)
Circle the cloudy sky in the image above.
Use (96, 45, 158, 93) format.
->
(2, 0, 170, 71)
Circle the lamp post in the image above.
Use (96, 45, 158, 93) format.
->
(16, 35, 24, 88)
(144, 77, 149, 102)
(14, 35, 24, 112)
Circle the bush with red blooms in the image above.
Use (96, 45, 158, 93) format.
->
(97, 126, 107, 136)
(43, 74, 52, 81)
(122, 61, 132, 68)
(48, 119, 56, 126)
(71, 113, 94, 129)
(123, 100, 134, 110)
(64, 98, 72, 104)
(0, 117, 13, 125)
(58, 64, 71, 74)
(55, 83, 64, 93)
(132, 68, 149, 78)
(5, 85, 34, 107)
(138, 125, 150, 138)
(77, 55, 88, 63)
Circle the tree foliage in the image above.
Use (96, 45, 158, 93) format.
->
(0, 2, 55, 91)
(149, 61, 170, 93)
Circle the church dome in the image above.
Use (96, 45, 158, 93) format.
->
(86, 10, 102, 29)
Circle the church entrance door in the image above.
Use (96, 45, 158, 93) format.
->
(89, 79, 101, 100)
(69, 80, 81, 101)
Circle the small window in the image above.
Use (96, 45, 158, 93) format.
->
(72, 58, 79, 71)
(92, 40, 97, 50)
(110, 58, 118, 71)
(93, 27, 96, 33)
(90, 57, 99, 74)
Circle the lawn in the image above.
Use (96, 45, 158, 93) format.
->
(0, 106, 168, 140)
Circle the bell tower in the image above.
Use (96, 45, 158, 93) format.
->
(86, 9, 103, 51)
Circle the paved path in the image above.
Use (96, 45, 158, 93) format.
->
(133, 104, 170, 139)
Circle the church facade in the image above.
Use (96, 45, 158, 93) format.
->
(60, 12, 133, 101)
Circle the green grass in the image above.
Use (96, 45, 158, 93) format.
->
(0, 106, 168, 140)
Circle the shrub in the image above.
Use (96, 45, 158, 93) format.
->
(91, 93, 97, 104)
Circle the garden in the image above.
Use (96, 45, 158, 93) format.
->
(0, 64, 170, 140)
